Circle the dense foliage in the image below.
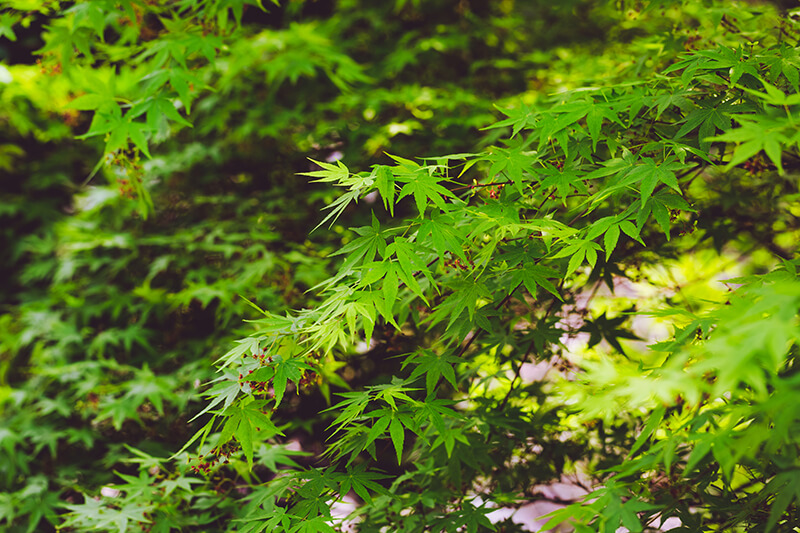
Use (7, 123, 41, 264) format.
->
(3, 0, 800, 531)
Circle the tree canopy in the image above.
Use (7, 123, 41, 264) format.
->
(2, 0, 800, 532)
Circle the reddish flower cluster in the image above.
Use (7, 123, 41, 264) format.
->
(118, 178, 137, 199)
(189, 442, 238, 474)
(237, 347, 274, 395)
(248, 346, 273, 365)
(298, 370, 318, 390)
(238, 368, 271, 396)
(487, 183, 505, 199)
(36, 58, 61, 76)
(443, 255, 474, 272)
(743, 155, 770, 175)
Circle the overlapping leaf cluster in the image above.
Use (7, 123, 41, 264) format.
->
(1, 1, 639, 531)
(4, 0, 800, 532)
(178, 4, 800, 532)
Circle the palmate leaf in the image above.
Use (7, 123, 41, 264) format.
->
(312, 188, 361, 232)
(335, 464, 391, 504)
(288, 515, 337, 533)
(271, 355, 314, 406)
(709, 113, 793, 175)
(697, 45, 761, 85)
(388, 415, 405, 465)
(215, 337, 261, 370)
(385, 237, 431, 303)
(431, 501, 496, 533)
(430, 422, 469, 457)
(373, 165, 397, 216)
(369, 377, 418, 411)
(95, 396, 142, 430)
(508, 261, 562, 301)
(483, 100, 536, 138)
(298, 158, 350, 183)
(484, 144, 538, 194)
(627, 156, 684, 207)
(585, 102, 623, 151)
(218, 400, 283, 468)
(188, 371, 241, 422)
(425, 276, 491, 332)
(325, 390, 371, 437)
(414, 397, 461, 437)
(674, 101, 733, 151)
(405, 349, 460, 396)
(762, 43, 800, 92)
(122, 365, 177, 415)
(444, 277, 490, 328)
(580, 311, 641, 356)
(357, 408, 417, 465)
(235, 505, 290, 533)
(62, 496, 154, 533)
(540, 165, 589, 205)
(397, 170, 455, 215)
(333, 213, 390, 273)
(537, 99, 593, 153)
(419, 210, 468, 262)
(636, 196, 669, 240)
(0, 12, 19, 41)
(300, 159, 377, 231)
(552, 239, 602, 277)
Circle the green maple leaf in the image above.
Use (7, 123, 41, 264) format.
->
(419, 211, 468, 262)
(336, 464, 390, 504)
(325, 390, 371, 437)
(159, 475, 202, 497)
(215, 336, 260, 370)
(484, 100, 536, 138)
(649, 89, 693, 120)
(397, 171, 455, 215)
(675, 101, 733, 151)
(123, 365, 177, 415)
(96, 396, 142, 430)
(272, 355, 313, 406)
(710, 112, 793, 175)
(580, 311, 640, 355)
(406, 349, 460, 396)
(234, 504, 289, 533)
(552, 239, 602, 277)
(113, 470, 155, 499)
(509, 262, 562, 301)
(219, 400, 282, 468)
(288, 515, 336, 533)
(258, 443, 309, 472)
(586, 103, 622, 151)
(385, 237, 430, 303)
(370, 377, 418, 411)
(762, 43, 800, 92)
(484, 144, 537, 194)
(426, 277, 490, 330)
(373, 165, 397, 215)
(334, 213, 390, 272)
(189, 372, 241, 422)
(430, 422, 469, 457)
(540, 165, 588, 205)
(629, 157, 683, 207)
(0, 13, 19, 41)
(414, 397, 460, 436)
